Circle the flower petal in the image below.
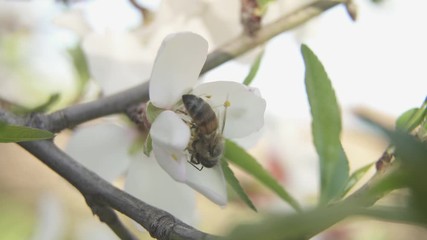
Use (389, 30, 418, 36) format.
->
(192, 81, 266, 138)
(31, 193, 65, 240)
(53, 9, 92, 37)
(82, 32, 151, 95)
(152, 145, 187, 182)
(66, 122, 134, 182)
(150, 110, 191, 181)
(185, 164, 227, 206)
(124, 155, 196, 225)
(149, 32, 208, 108)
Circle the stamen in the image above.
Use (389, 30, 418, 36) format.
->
(224, 100, 231, 108)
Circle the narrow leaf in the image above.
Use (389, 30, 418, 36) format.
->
(0, 122, 54, 142)
(395, 97, 427, 132)
(224, 139, 301, 211)
(388, 130, 427, 221)
(68, 45, 90, 91)
(221, 159, 257, 211)
(146, 102, 164, 123)
(143, 134, 153, 156)
(256, 0, 276, 9)
(225, 201, 357, 240)
(301, 44, 349, 205)
(342, 162, 374, 197)
(243, 50, 264, 86)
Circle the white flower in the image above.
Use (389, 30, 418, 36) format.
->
(65, 33, 197, 224)
(147, 32, 266, 206)
(0, 0, 76, 109)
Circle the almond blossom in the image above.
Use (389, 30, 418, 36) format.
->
(147, 32, 266, 205)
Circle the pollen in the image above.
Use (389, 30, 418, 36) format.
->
(171, 153, 178, 161)
(224, 100, 231, 108)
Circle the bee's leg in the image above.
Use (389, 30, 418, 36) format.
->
(188, 155, 203, 171)
(188, 161, 203, 171)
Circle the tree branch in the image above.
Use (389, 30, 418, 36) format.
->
(202, 0, 340, 73)
(2, 1, 344, 239)
(18, 140, 215, 240)
(87, 202, 138, 240)
(45, 0, 341, 133)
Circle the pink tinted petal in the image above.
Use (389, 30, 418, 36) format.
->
(150, 110, 191, 181)
(66, 122, 134, 182)
(192, 81, 266, 138)
(185, 164, 227, 206)
(149, 32, 208, 108)
(124, 156, 196, 225)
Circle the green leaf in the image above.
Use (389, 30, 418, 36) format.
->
(342, 162, 374, 197)
(224, 139, 301, 211)
(301, 44, 349, 205)
(243, 50, 264, 86)
(143, 134, 153, 156)
(146, 102, 164, 123)
(68, 44, 90, 92)
(395, 97, 427, 132)
(256, 0, 276, 10)
(221, 159, 257, 211)
(225, 201, 357, 240)
(388, 130, 427, 221)
(0, 122, 54, 142)
(358, 206, 426, 226)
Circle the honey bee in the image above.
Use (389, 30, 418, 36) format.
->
(182, 94, 227, 170)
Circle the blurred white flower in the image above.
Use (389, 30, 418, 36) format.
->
(65, 33, 197, 225)
(0, 0, 77, 109)
(147, 32, 266, 205)
(31, 193, 65, 240)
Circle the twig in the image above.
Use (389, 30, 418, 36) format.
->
(2, 1, 344, 239)
(202, 0, 340, 72)
(87, 202, 138, 240)
(45, 0, 341, 133)
(18, 140, 215, 240)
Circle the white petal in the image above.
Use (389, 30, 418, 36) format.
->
(185, 164, 227, 206)
(53, 9, 92, 37)
(66, 122, 134, 182)
(124, 155, 196, 225)
(149, 32, 208, 108)
(150, 111, 190, 152)
(82, 32, 151, 95)
(152, 144, 187, 182)
(192, 81, 266, 138)
(75, 218, 118, 240)
(80, 0, 141, 33)
(31, 193, 65, 240)
(150, 111, 191, 181)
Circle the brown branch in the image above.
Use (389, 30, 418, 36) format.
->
(19, 140, 215, 240)
(202, 0, 340, 73)
(45, 0, 341, 133)
(86, 199, 138, 240)
(1, 1, 345, 239)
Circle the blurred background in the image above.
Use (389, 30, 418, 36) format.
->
(0, 0, 426, 239)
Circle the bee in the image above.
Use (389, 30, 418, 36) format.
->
(182, 94, 227, 170)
